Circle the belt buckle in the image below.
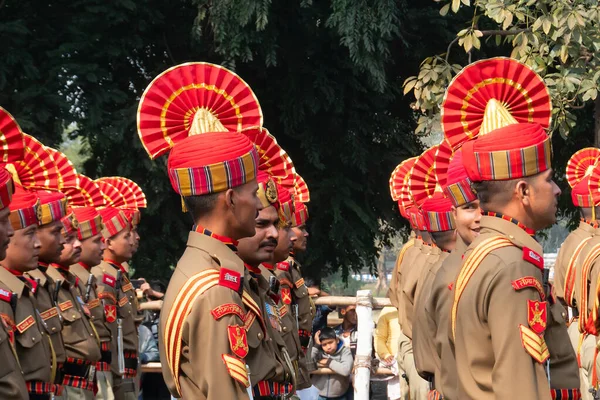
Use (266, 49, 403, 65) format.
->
(88, 365, 96, 381)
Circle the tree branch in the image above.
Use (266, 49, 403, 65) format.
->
(445, 28, 531, 63)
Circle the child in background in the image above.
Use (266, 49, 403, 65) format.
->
(334, 305, 358, 356)
(311, 328, 354, 400)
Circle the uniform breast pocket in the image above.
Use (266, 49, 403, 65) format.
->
(15, 318, 42, 350)
(61, 306, 88, 344)
(246, 316, 264, 350)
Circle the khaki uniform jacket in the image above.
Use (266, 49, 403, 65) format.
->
(46, 266, 101, 363)
(276, 257, 315, 336)
(569, 228, 600, 313)
(159, 232, 265, 399)
(248, 271, 294, 387)
(400, 243, 432, 339)
(389, 232, 416, 309)
(25, 266, 66, 365)
(260, 265, 311, 389)
(412, 249, 448, 384)
(394, 238, 423, 324)
(0, 267, 48, 397)
(554, 221, 595, 305)
(91, 260, 139, 375)
(452, 216, 579, 399)
(70, 263, 112, 343)
(425, 237, 467, 399)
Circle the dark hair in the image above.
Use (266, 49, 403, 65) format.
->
(431, 230, 455, 250)
(319, 327, 337, 341)
(150, 280, 166, 293)
(183, 193, 221, 221)
(304, 276, 320, 288)
(472, 176, 535, 207)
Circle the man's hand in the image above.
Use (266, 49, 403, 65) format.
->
(317, 358, 329, 367)
(314, 330, 321, 346)
(383, 355, 395, 365)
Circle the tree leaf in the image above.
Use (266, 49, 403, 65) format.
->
(440, 3, 450, 16)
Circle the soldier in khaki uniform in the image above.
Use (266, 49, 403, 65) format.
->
(554, 148, 600, 399)
(3, 186, 56, 399)
(425, 150, 481, 400)
(238, 173, 297, 398)
(25, 191, 70, 398)
(92, 207, 138, 400)
(0, 168, 33, 400)
(412, 192, 455, 398)
(69, 206, 115, 400)
(451, 120, 580, 398)
(136, 62, 273, 399)
(48, 212, 102, 400)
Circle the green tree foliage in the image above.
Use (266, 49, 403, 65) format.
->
(403, 0, 600, 138)
(0, 0, 463, 281)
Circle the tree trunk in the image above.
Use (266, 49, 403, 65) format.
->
(374, 251, 388, 296)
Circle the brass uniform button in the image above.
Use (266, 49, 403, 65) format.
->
(257, 332, 264, 340)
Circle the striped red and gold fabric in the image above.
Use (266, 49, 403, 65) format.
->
(71, 207, 104, 240)
(8, 185, 39, 230)
(64, 175, 106, 208)
(407, 206, 427, 231)
(26, 380, 59, 396)
(566, 147, 600, 207)
(409, 145, 440, 207)
(441, 57, 551, 151)
(115, 177, 147, 209)
(98, 207, 129, 238)
(586, 160, 600, 208)
(60, 213, 79, 237)
(444, 150, 477, 207)
(10, 134, 61, 191)
(421, 192, 455, 232)
(94, 179, 124, 208)
(37, 191, 68, 225)
(293, 201, 309, 227)
(294, 174, 310, 203)
(137, 62, 263, 160)
(0, 168, 15, 211)
(242, 127, 296, 186)
(44, 147, 79, 191)
(389, 157, 418, 203)
(461, 123, 552, 182)
(434, 140, 453, 187)
(276, 182, 294, 225)
(0, 107, 26, 163)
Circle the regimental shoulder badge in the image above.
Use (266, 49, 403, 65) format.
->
(527, 300, 547, 334)
(104, 305, 117, 323)
(102, 274, 116, 288)
(227, 325, 249, 358)
(219, 268, 242, 293)
(512, 276, 545, 300)
(277, 262, 290, 272)
(211, 304, 245, 321)
(281, 288, 292, 305)
(523, 247, 544, 270)
(519, 324, 549, 363)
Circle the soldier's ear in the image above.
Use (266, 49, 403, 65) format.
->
(224, 188, 236, 209)
(515, 180, 530, 205)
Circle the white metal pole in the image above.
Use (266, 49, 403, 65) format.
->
(354, 289, 374, 400)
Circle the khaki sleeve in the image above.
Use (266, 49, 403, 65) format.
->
(485, 261, 550, 398)
(588, 259, 600, 318)
(178, 286, 249, 400)
(374, 312, 391, 359)
(388, 256, 401, 309)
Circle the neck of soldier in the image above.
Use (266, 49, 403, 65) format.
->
(581, 207, 600, 224)
(420, 231, 433, 245)
(482, 200, 537, 231)
(104, 249, 127, 265)
(195, 214, 239, 241)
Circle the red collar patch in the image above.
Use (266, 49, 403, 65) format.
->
(102, 274, 116, 287)
(0, 289, 11, 303)
(219, 268, 241, 292)
(523, 247, 544, 270)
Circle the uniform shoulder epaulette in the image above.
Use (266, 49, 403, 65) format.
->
(0, 288, 12, 303)
(277, 262, 290, 272)
(522, 247, 543, 270)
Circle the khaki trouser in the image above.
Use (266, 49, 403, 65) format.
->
(63, 386, 95, 400)
(398, 334, 428, 400)
(113, 376, 137, 400)
(96, 370, 115, 400)
(567, 321, 594, 400)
